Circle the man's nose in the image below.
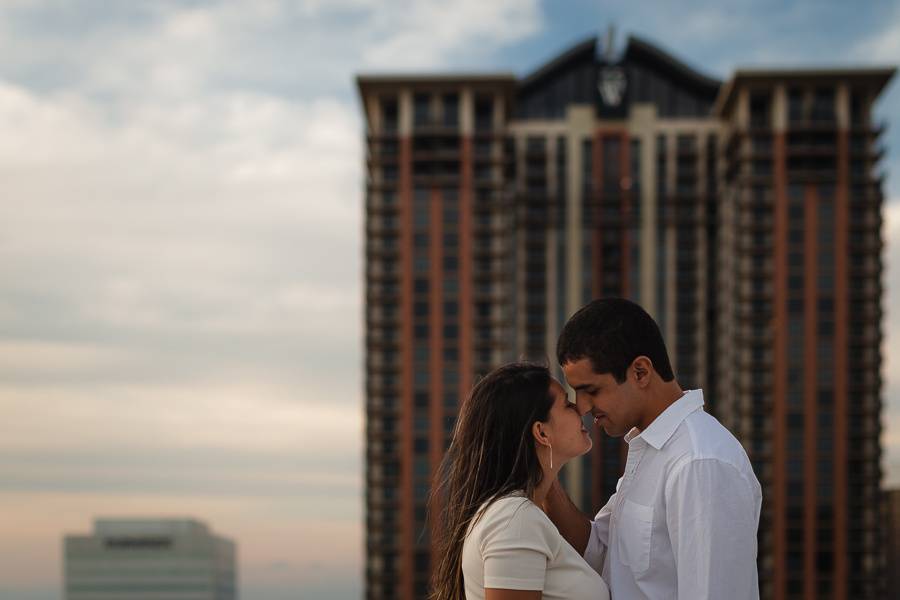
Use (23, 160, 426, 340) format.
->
(575, 397, 591, 416)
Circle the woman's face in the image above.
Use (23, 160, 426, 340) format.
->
(541, 378, 593, 463)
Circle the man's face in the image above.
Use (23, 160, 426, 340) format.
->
(562, 357, 643, 438)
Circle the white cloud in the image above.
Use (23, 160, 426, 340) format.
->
(0, 340, 131, 372)
(851, 4, 900, 63)
(362, 0, 541, 69)
(882, 200, 900, 487)
(0, 381, 361, 452)
(0, 2, 545, 598)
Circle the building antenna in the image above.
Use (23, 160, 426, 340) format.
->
(604, 24, 616, 63)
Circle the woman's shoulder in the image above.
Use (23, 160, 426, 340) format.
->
(480, 492, 530, 516)
(473, 494, 561, 553)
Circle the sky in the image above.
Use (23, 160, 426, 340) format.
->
(0, 1, 898, 599)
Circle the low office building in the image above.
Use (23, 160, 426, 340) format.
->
(64, 518, 236, 600)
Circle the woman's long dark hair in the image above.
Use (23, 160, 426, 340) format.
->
(429, 362, 554, 600)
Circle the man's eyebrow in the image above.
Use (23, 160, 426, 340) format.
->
(572, 384, 595, 391)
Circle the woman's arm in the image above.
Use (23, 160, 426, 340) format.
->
(485, 589, 541, 600)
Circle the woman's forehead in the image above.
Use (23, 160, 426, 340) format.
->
(549, 378, 566, 397)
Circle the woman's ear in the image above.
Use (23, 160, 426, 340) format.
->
(532, 421, 550, 447)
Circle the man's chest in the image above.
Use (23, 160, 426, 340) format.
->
(607, 446, 677, 580)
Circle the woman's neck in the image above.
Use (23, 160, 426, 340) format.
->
(531, 469, 557, 512)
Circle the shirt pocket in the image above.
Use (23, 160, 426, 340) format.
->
(618, 498, 653, 575)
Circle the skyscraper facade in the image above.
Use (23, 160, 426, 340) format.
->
(358, 35, 893, 600)
(886, 488, 900, 594)
(64, 518, 237, 600)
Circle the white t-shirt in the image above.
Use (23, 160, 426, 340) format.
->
(462, 493, 610, 600)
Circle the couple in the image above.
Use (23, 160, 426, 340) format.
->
(430, 298, 762, 600)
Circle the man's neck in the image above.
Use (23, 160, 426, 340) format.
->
(637, 380, 685, 431)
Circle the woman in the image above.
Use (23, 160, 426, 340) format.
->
(430, 363, 610, 600)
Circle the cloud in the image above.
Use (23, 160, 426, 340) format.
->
(361, 0, 541, 69)
(882, 200, 900, 487)
(851, 3, 900, 63)
(0, 2, 545, 599)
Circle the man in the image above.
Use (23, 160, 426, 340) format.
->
(546, 298, 761, 599)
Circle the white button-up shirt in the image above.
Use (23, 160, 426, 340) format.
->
(583, 389, 762, 599)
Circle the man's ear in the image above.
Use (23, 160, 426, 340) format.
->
(631, 356, 654, 389)
(532, 421, 550, 447)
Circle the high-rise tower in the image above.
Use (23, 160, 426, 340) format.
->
(358, 36, 894, 600)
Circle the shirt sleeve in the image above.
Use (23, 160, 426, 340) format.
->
(665, 458, 761, 600)
(583, 489, 616, 574)
(481, 502, 559, 590)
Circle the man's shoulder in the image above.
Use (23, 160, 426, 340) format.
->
(662, 412, 761, 502)
(670, 409, 752, 470)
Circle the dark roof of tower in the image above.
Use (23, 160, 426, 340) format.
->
(513, 34, 723, 120)
(517, 36, 597, 92)
(516, 35, 722, 92)
(622, 35, 722, 97)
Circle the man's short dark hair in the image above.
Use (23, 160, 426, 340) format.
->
(556, 297, 675, 383)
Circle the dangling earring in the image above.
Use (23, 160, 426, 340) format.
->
(549, 443, 553, 470)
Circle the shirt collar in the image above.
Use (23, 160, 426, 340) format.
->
(627, 389, 705, 450)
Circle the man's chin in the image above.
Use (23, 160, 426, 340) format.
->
(601, 424, 625, 437)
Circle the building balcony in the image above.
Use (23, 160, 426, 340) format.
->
(472, 177, 505, 190)
(473, 152, 505, 166)
(849, 144, 886, 163)
(366, 154, 400, 170)
(785, 143, 838, 157)
(474, 314, 511, 330)
(852, 170, 887, 186)
(851, 211, 883, 230)
(472, 243, 507, 260)
(366, 131, 400, 143)
(365, 333, 399, 352)
(366, 246, 399, 262)
(737, 214, 774, 230)
(736, 285, 773, 301)
(850, 120, 888, 138)
(524, 146, 547, 161)
(851, 260, 882, 278)
(472, 267, 509, 282)
(410, 149, 461, 162)
(472, 127, 507, 139)
(366, 260, 399, 277)
(365, 180, 399, 193)
(365, 397, 399, 416)
(848, 236, 883, 253)
(365, 372, 400, 389)
(738, 172, 775, 186)
(474, 337, 508, 352)
(365, 357, 400, 374)
(734, 330, 773, 346)
(365, 198, 399, 216)
(412, 173, 460, 187)
(412, 123, 461, 136)
(473, 221, 509, 236)
(785, 119, 839, 133)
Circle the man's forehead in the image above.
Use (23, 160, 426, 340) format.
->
(564, 359, 621, 384)
(562, 357, 595, 375)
